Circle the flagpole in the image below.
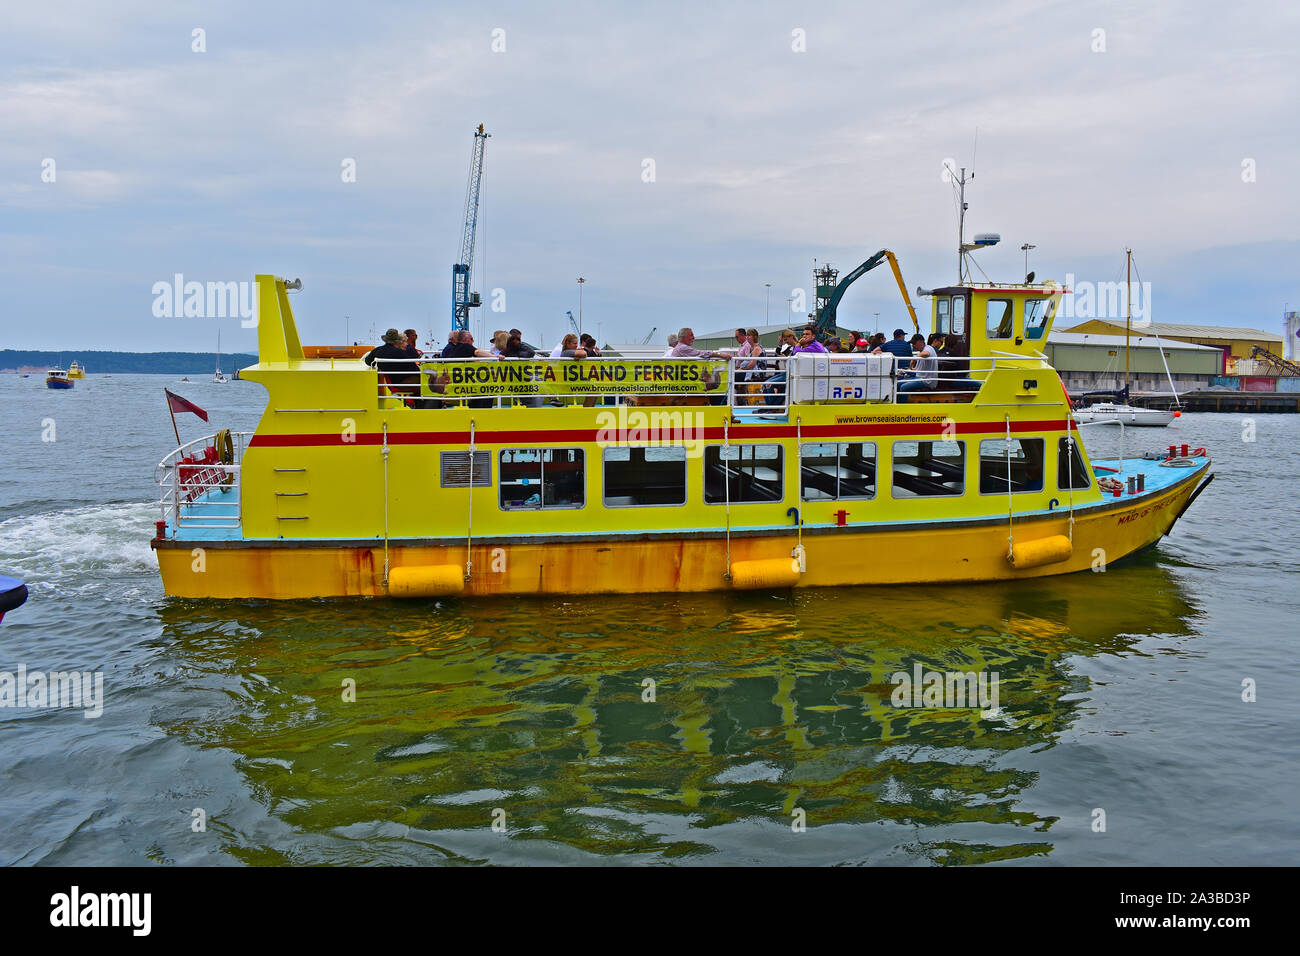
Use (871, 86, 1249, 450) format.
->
(166, 390, 181, 447)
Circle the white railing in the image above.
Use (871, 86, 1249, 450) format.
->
(367, 352, 1017, 411)
(156, 432, 250, 534)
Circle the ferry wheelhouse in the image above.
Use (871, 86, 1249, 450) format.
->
(151, 274, 1213, 599)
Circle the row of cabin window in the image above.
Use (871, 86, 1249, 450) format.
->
(933, 296, 1055, 341)
(461, 438, 1090, 511)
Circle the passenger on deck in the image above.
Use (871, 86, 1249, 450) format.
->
(663, 332, 679, 357)
(490, 330, 510, 355)
(404, 329, 423, 358)
(774, 329, 797, 358)
(877, 328, 913, 359)
(899, 334, 939, 392)
(503, 333, 535, 358)
(580, 333, 601, 357)
(762, 329, 798, 402)
(670, 328, 723, 358)
(794, 327, 827, 353)
(365, 328, 421, 402)
(559, 333, 588, 359)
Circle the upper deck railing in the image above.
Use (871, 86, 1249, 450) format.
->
(369, 352, 1032, 411)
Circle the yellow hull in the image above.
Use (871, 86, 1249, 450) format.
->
(154, 464, 1205, 599)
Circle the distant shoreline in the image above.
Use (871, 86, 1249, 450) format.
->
(1, 350, 259, 375)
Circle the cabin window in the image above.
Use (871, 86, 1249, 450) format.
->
(986, 298, 1014, 339)
(891, 440, 965, 497)
(704, 444, 783, 503)
(440, 451, 492, 488)
(935, 298, 951, 336)
(603, 446, 687, 507)
(499, 448, 585, 510)
(952, 296, 967, 335)
(1057, 436, 1091, 491)
(801, 442, 876, 500)
(1024, 298, 1055, 340)
(978, 438, 1045, 494)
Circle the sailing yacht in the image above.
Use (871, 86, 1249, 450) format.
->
(1072, 249, 1176, 427)
(214, 331, 228, 383)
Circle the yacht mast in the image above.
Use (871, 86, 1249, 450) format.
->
(1124, 248, 1131, 395)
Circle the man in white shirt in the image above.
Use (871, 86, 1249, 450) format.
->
(670, 327, 723, 359)
(899, 334, 938, 392)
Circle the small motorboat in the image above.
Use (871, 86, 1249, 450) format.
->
(0, 574, 28, 623)
(46, 368, 74, 389)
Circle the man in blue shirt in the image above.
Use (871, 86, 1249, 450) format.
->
(880, 328, 913, 360)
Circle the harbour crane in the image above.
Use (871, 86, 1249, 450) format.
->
(565, 310, 580, 336)
(812, 249, 921, 338)
(451, 124, 490, 332)
(640, 326, 658, 344)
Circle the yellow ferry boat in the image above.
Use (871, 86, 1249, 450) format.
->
(151, 273, 1213, 600)
(67, 360, 86, 379)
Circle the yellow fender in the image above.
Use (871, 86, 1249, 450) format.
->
(388, 565, 466, 598)
(1008, 535, 1073, 570)
(730, 558, 801, 590)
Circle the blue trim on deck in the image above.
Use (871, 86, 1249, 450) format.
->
(161, 457, 1207, 545)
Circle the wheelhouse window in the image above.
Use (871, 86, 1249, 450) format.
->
(952, 296, 967, 335)
(935, 298, 951, 336)
(978, 438, 1045, 494)
(499, 448, 585, 510)
(603, 446, 687, 507)
(1024, 298, 1055, 340)
(801, 442, 876, 500)
(986, 298, 1014, 339)
(704, 444, 783, 503)
(892, 440, 965, 497)
(1057, 436, 1090, 491)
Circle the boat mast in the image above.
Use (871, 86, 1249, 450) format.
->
(1124, 248, 1131, 396)
(956, 166, 969, 284)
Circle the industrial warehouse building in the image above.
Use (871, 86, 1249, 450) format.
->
(1064, 320, 1284, 375)
(1045, 332, 1220, 392)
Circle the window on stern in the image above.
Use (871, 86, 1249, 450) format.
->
(986, 298, 1014, 339)
(978, 438, 1045, 494)
(891, 440, 965, 498)
(704, 444, 783, 504)
(604, 446, 687, 507)
(1057, 436, 1091, 491)
(499, 448, 585, 511)
(800, 442, 876, 501)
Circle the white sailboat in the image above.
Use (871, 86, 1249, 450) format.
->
(1072, 249, 1176, 427)
(213, 330, 228, 384)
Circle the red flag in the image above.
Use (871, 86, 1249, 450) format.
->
(165, 389, 209, 422)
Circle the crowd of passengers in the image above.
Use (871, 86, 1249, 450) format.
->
(363, 323, 956, 404)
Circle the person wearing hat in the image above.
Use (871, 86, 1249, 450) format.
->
(365, 328, 422, 402)
(880, 328, 914, 360)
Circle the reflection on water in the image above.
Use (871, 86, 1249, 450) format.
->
(150, 556, 1201, 865)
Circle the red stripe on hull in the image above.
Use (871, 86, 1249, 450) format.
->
(248, 419, 1076, 448)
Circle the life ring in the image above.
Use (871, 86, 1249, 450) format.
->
(214, 428, 235, 485)
(1160, 457, 1198, 468)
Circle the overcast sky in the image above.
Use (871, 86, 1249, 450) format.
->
(1, 0, 1297, 352)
